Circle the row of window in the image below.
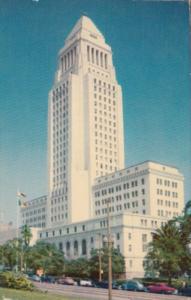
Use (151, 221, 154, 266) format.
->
(60, 47, 77, 73)
(156, 189, 178, 197)
(52, 82, 69, 96)
(156, 178, 178, 188)
(94, 99, 116, 109)
(22, 207, 46, 217)
(141, 219, 160, 227)
(94, 178, 145, 198)
(157, 199, 179, 208)
(95, 195, 146, 206)
(53, 100, 68, 110)
(51, 213, 68, 222)
(22, 198, 46, 208)
(24, 215, 46, 223)
(95, 186, 145, 198)
(51, 196, 68, 205)
(157, 210, 179, 217)
(51, 204, 67, 213)
(87, 46, 108, 69)
(94, 79, 115, 90)
(94, 87, 115, 98)
(24, 221, 46, 228)
(95, 202, 146, 216)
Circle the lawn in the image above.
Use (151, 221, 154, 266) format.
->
(0, 288, 83, 300)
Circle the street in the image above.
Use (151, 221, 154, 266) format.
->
(34, 282, 191, 300)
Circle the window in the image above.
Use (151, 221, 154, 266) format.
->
(59, 242, 63, 251)
(66, 241, 70, 257)
(142, 234, 147, 242)
(87, 46, 90, 61)
(116, 233, 120, 240)
(82, 239, 87, 255)
(96, 50, 99, 65)
(74, 240, 78, 256)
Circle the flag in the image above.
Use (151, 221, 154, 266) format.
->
(17, 191, 27, 207)
(17, 191, 27, 198)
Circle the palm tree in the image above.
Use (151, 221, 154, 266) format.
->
(20, 225, 33, 272)
(171, 201, 191, 245)
(21, 225, 32, 247)
(145, 222, 190, 284)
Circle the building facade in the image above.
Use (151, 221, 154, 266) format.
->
(92, 161, 184, 219)
(39, 212, 169, 278)
(20, 195, 47, 228)
(48, 16, 125, 227)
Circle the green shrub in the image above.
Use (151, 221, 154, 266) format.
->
(0, 272, 33, 290)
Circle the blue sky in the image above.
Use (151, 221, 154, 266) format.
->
(0, 0, 190, 224)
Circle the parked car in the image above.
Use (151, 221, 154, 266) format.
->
(29, 274, 41, 282)
(147, 283, 177, 294)
(40, 275, 56, 283)
(179, 285, 191, 296)
(79, 279, 92, 286)
(121, 280, 147, 292)
(57, 276, 75, 285)
(93, 281, 120, 289)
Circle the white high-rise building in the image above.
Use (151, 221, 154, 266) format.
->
(23, 16, 185, 278)
(48, 16, 125, 227)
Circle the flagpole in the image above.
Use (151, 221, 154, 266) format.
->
(16, 188, 20, 273)
(16, 190, 27, 273)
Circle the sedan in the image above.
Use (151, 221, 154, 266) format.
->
(179, 285, 191, 296)
(57, 276, 75, 285)
(93, 281, 120, 289)
(147, 283, 177, 294)
(121, 280, 147, 292)
(29, 274, 41, 282)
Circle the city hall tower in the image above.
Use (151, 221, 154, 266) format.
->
(48, 16, 125, 227)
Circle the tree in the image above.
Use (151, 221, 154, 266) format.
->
(171, 201, 191, 276)
(89, 247, 125, 280)
(20, 225, 33, 272)
(145, 222, 191, 284)
(184, 200, 191, 216)
(0, 238, 22, 270)
(65, 257, 90, 278)
(21, 225, 32, 247)
(27, 241, 65, 276)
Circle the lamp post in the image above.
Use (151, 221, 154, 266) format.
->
(98, 233, 103, 282)
(107, 200, 112, 300)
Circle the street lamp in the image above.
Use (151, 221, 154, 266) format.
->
(98, 233, 104, 282)
(106, 200, 112, 300)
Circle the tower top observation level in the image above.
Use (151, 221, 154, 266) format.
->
(59, 16, 110, 55)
